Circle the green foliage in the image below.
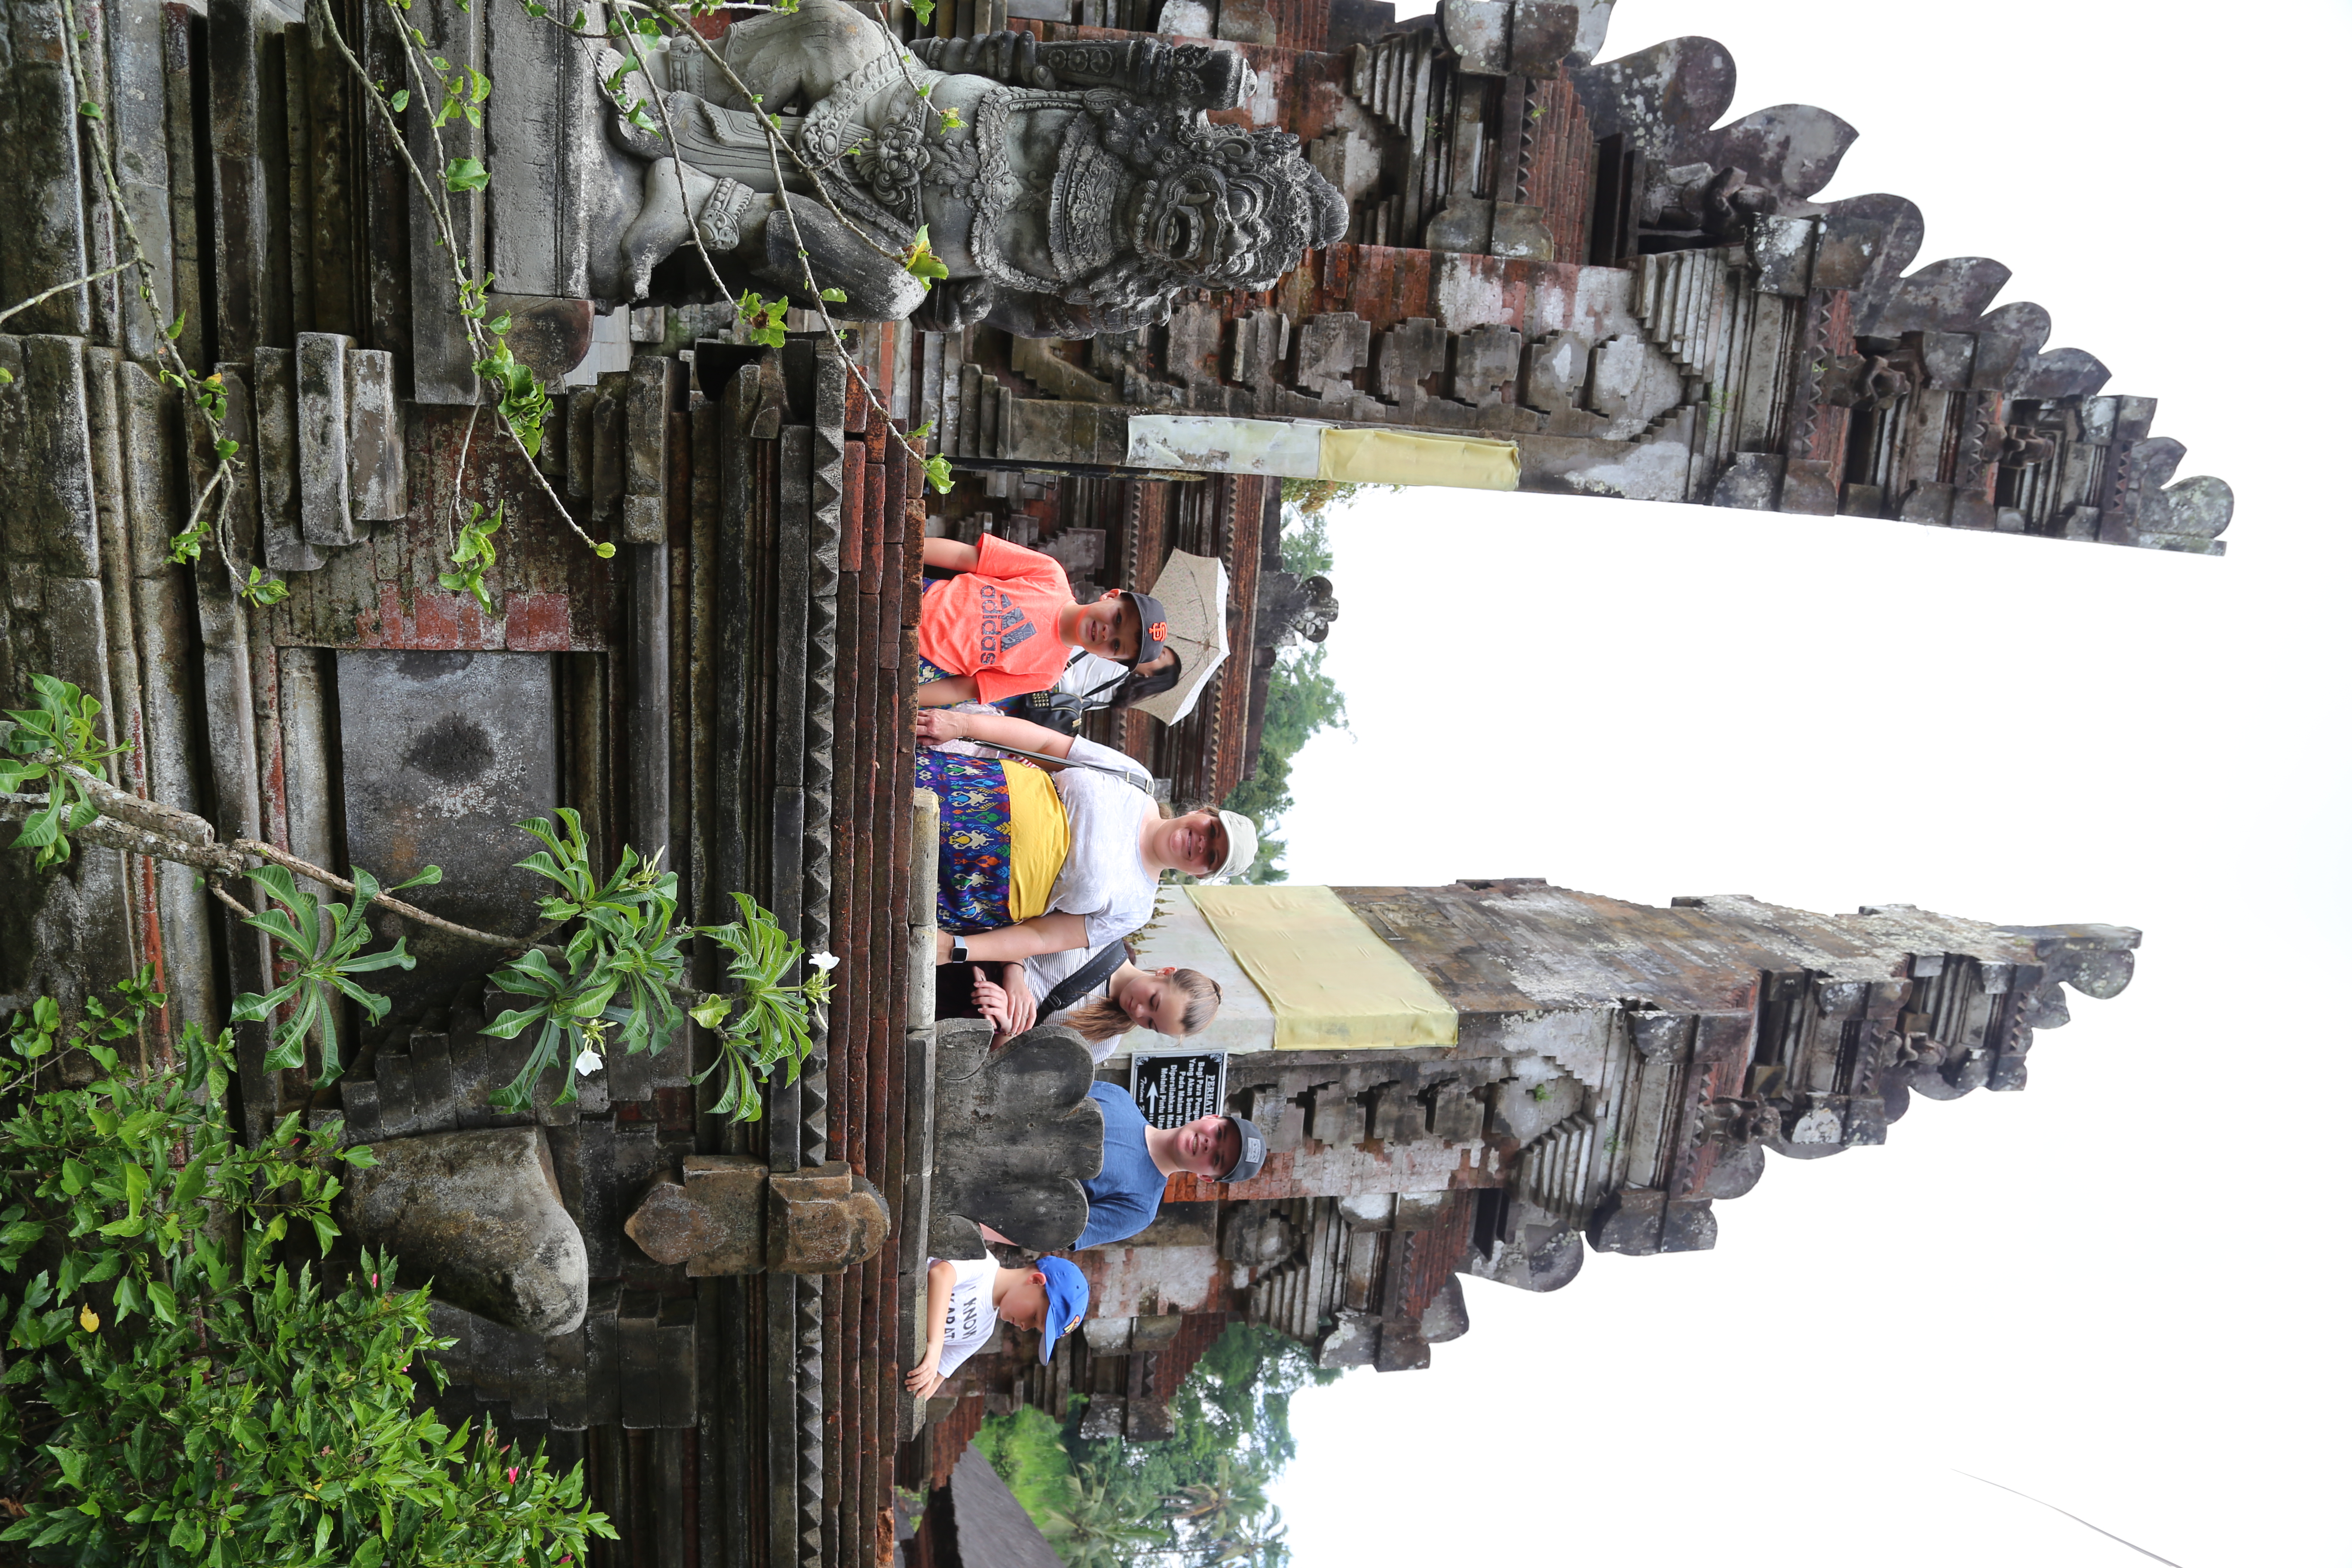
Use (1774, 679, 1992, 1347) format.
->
(238, 564, 290, 607)
(227, 864, 431, 1082)
(1048, 1463, 1169, 1568)
(166, 518, 210, 566)
(441, 156, 490, 193)
(737, 289, 789, 347)
(984, 1325, 1335, 1568)
(474, 338, 553, 458)
(480, 810, 827, 1122)
(974, 1406, 1080, 1527)
(898, 225, 949, 289)
(1275, 478, 1392, 523)
(0, 979, 612, 1565)
(1221, 514, 1347, 883)
(0, 674, 128, 870)
(481, 809, 684, 1111)
(439, 500, 504, 614)
(431, 64, 493, 130)
(698, 892, 832, 1121)
(1273, 510, 1332, 577)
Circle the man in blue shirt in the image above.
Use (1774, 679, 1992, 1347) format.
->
(1073, 1082, 1267, 1250)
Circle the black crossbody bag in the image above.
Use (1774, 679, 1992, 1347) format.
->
(1035, 941, 1127, 1019)
(1005, 654, 1126, 735)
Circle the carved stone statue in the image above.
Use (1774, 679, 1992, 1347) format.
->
(598, 2, 1347, 334)
(1257, 567, 1338, 647)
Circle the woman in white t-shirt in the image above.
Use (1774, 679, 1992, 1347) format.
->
(914, 707, 1257, 1035)
(971, 948, 1222, 1062)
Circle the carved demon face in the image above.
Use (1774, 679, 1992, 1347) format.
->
(1127, 129, 1346, 293)
(1071, 101, 1347, 312)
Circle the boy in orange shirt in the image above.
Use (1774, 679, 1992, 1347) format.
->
(916, 534, 1170, 708)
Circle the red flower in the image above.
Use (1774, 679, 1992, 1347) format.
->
(506, 1466, 519, 1485)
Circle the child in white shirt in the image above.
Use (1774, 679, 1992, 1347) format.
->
(905, 1254, 1089, 1398)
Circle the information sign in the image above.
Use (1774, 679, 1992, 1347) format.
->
(1128, 1050, 1229, 1129)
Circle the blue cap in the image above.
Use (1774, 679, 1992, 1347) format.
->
(1036, 1256, 1089, 1363)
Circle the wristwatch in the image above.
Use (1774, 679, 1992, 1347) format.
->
(949, 939, 969, 964)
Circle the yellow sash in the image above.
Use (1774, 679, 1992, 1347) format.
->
(1002, 760, 1070, 922)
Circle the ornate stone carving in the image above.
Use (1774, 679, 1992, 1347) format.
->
(592, 3, 1344, 334)
(1256, 569, 1339, 648)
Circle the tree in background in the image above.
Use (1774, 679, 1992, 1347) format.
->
(975, 1322, 1337, 1568)
(1225, 497, 1357, 884)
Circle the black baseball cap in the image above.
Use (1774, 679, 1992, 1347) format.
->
(1122, 589, 1171, 668)
(1221, 1115, 1267, 1182)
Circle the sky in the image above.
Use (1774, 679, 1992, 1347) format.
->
(1261, 2, 2352, 1564)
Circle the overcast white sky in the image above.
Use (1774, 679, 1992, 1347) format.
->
(1262, 2, 2352, 1564)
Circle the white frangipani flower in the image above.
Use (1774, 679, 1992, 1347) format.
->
(808, 952, 840, 973)
(575, 1047, 604, 1076)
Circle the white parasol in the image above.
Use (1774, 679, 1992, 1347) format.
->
(1131, 550, 1229, 724)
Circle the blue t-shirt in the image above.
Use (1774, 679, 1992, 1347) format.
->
(1076, 1083, 1166, 1249)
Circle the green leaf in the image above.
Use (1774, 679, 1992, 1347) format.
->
(239, 566, 289, 606)
(897, 224, 951, 288)
(472, 339, 550, 457)
(818, 287, 848, 303)
(390, 86, 411, 111)
(442, 157, 490, 193)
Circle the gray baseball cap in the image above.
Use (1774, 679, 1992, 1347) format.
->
(1222, 1115, 1268, 1183)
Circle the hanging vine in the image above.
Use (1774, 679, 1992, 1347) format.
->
(49, 0, 288, 607)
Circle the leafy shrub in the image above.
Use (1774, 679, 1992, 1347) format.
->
(0, 975, 612, 1565)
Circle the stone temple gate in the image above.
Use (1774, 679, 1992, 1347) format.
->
(0, 0, 2206, 1560)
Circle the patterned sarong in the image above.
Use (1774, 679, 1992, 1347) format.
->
(919, 750, 1017, 934)
(917, 747, 1071, 934)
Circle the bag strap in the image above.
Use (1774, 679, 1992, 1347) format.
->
(982, 739, 1155, 795)
(1075, 669, 1127, 703)
(1037, 942, 1128, 1018)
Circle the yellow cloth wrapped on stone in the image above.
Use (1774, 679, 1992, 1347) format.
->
(1002, 759, 1070, 923)
(1316, 427, 1520, 491)
(1186, 885, 1457, 1049)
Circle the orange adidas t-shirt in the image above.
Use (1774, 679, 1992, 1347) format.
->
(917, 535, 1077, 704)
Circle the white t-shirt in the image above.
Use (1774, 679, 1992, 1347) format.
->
(1050, 737, 1160, 948)
(929, 1254, 1001, 1379)
(1055, 652, 1130, 704)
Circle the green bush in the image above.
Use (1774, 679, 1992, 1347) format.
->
(0, 974, 612, 1566)
(974, 1406, 1079, 1526)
